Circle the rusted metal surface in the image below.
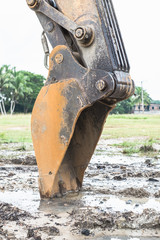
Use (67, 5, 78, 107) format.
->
(27, 0, 135, 198)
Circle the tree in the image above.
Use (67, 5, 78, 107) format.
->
(0, 65, 45, 114)
(17, 71, 45, 113)
(0, 65, 12, 114)
(111, 97, 134, 114)
(132, 87, 152, 111)
(8, 68, 33, 114)
(111, 87, 152, 114)
(152, 100, 160, 104)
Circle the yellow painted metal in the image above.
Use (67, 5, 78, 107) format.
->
(31, 79, 84, 197)
(31, 44, 116, 198)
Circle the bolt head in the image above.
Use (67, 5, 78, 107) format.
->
(95, 80, 107, 91)
(55, 54, 63, 64)
(75, 26, 94, 47)
(75, 28, 84, 39)
(46, 22, 54, 32)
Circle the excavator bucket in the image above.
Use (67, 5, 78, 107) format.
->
(27, 0, 135, 198)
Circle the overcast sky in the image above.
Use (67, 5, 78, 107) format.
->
(1, 0, 160, 100)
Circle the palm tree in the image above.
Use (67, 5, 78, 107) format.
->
(133, 87, 152, 111)
(0, 65, 12, 114)
(9, 68, 33, 114)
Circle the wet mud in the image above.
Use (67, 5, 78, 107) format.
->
(0, 139, 160, 239)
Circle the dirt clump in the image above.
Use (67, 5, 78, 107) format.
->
(81, 229, 90, 236)
(113, 175, 126, 181)
(27, 226, 59, 239)
(147, 178, 159, 182)
(154, 190, 160, 198)
(0, 202, 31, 221)
(72, 208, 160, 232)
(12, 156, 36, 165)
(140, 145, 155, 152)
(73, 209, 116, 230)
(118, 187, 150, 198)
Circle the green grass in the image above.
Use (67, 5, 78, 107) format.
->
(113, 138, 159, 156)
(123, 147, 140, 155)
(103, 114, 160, 140)
(0, 114, 31, 143)
(113, 138, 158, 148)
(0, 113, 160, 144)
(104, 114, 160, 156)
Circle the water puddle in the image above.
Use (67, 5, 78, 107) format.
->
(1, 187, 160, 217)
(0, 190, 40, 213)
(82, 195, 160, 214)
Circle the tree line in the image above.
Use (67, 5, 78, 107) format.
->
(0, 64, 153, 114)
(111, 86, 152, 114)
(0, 65, 44, 114)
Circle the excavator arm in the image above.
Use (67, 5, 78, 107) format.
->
(26, 0, 135, 198)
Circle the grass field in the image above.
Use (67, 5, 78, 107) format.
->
(0, 114, 31, 143)
(103, 114, 160, 140)
(0, 114, 160, 143)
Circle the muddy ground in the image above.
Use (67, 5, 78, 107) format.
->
(0, 138, 160, 240)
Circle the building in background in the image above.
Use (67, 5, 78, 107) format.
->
(134, 102, 160, 114)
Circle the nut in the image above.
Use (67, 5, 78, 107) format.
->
(75, 26, 94, 47)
